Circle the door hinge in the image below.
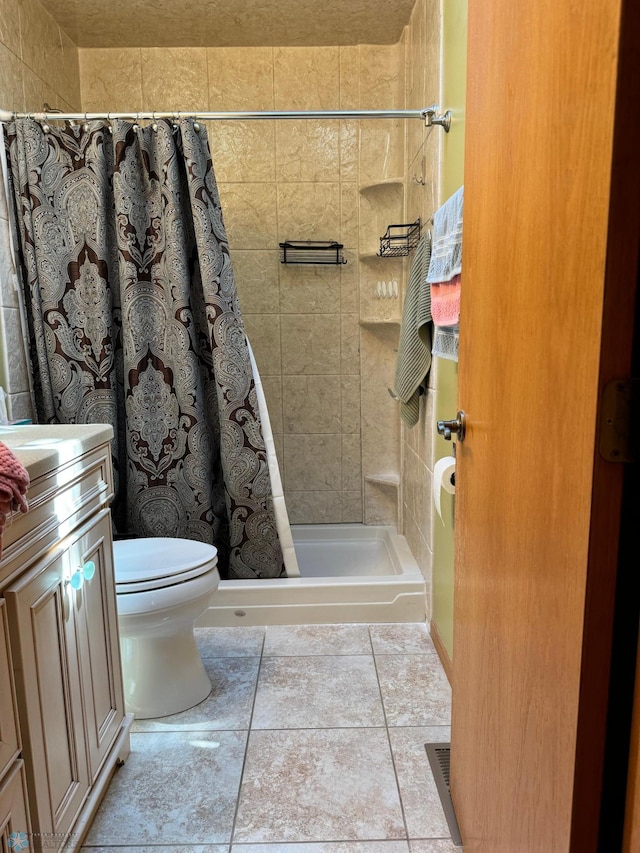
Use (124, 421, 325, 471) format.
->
(599, 378, 639, 463)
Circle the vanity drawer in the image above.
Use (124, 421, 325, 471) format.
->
(0, 443, 114, 589)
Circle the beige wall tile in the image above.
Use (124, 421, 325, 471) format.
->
(277, 183, 340, 243)
(281, 314, 341, 376)
(358, 44, 405, 110)
(80, 48, 143, 111)
(278, 264, 341, 314)
(282, 375, 341, 434)
(0, 0, 21, 57)
(19, 0, 62, 92)
(261, 375, 283, 435)
(342, 433, 362, 491)
(141, 47, 209, 111)
(340, 120, 357, 181)
(0, 42, 25, 110)
(339, 46, 359, 110)
(360, 326, 400, 478)
(217, 182, 277, 250)
(274, 47, 339, 110)
(59, 27, 81, 109)
(364, 481, 397, 525)
(232, 250, 280, 314)
(7, 390, 34, 422)
(208, 121, 276, 183)
(342, 490, 363, 523)
(341, 313, 360, 374)
(243, 313, 281, 376)
(286, 491, 342, 525)
(341, 375, 361, 434)
(207, 47, 274, 110)
(340, 182, 358, 249)
(275, 120, 340, 182)
(22, 63, 60, 111)
(283, 434, 342, 491)
(359, 120, 405, 184)
(340, 255, 358, 314)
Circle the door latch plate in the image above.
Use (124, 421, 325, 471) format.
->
(599, 378, 639, 463)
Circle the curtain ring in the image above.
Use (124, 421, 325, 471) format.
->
(193, 121, 201, 133)
(151, 111, 158, 132)
(105, 113, 113, 133)
(82, 112, 90, 132)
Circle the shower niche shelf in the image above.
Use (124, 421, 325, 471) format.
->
(365, 473, 400, 488)
(359, 177, 404, 193)
(360, 319, 401, 328)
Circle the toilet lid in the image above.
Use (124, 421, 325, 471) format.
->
(114, 538, 218, 592)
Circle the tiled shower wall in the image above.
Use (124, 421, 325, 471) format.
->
(400, 0, 442, 603)
(79, 44, 405, 525)
(0, 0, 81, 421)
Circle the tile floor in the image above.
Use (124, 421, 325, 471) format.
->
(81, 622, 457, 852)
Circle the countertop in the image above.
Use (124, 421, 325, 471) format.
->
(0, 423, 114, 482)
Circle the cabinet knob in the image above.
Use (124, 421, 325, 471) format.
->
(69, 570, 84, 590)
(82, 560, 96, 580)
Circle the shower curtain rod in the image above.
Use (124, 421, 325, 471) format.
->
(0, 105, 452, 130)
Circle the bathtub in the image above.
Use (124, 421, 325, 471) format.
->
(200, 523, 426, 626)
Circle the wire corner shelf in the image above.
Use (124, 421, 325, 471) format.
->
(378, 220, 421, 257)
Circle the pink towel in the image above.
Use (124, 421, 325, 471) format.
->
(430, 273, 462, 327)
(0, 441, 30, 559)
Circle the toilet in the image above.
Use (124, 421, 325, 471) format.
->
(113, 537, 220, 719)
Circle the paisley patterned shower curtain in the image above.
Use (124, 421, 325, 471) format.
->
(6, 118, 285, 580)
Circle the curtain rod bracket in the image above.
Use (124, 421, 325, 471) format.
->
(423, 106, 452, 132)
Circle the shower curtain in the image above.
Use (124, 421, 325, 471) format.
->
(5, 117, 285, 580)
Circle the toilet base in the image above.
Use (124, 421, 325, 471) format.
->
(120, 630, 212, 719)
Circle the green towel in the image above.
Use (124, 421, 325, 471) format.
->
(394, 230, 432, 427)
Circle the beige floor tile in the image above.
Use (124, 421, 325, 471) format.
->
(252, 655, 384, 729)
(369, 623, 436, 655)
(132, 658, 260, 732)
(409, 842, 461, 852)
(84, 731, 246, 846)
(264, 623, 371, 656)
(389, 727, 451, 840)
(232, 843, 411, 852)
(195, 626, 265, 658)
(376, 656, 451, 726)
(233, 729, 405, 843)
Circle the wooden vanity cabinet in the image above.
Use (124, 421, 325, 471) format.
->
(0, 429, 132, 852)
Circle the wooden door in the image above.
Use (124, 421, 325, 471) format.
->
(450, 0, 640, 850)
(0, 601, 19, 777)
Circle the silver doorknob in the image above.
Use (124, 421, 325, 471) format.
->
(437, 410, 466, 442)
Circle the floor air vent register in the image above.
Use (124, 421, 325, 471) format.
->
(425, 742, 463, 847)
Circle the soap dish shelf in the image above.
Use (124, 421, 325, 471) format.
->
(279, 240, 346, 265)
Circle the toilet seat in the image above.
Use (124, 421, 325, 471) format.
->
(114, 537, 218, 594)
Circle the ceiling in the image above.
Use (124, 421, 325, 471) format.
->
(40, 0, 417, 48)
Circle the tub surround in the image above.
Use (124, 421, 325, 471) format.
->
(0, 423, 132, 852)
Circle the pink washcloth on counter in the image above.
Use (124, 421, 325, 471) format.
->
(0, 441, 30, 559)
(430, 273, 462, 327)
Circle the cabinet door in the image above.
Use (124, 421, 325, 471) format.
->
(0, 601, 20, 777)
(0, 760, 31, 852)
(4, 548, 90, 840)
(71, 510, 125, 781)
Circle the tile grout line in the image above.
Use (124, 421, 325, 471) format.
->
(368, 624, 412, 845)
(226, 628, 267, 848)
